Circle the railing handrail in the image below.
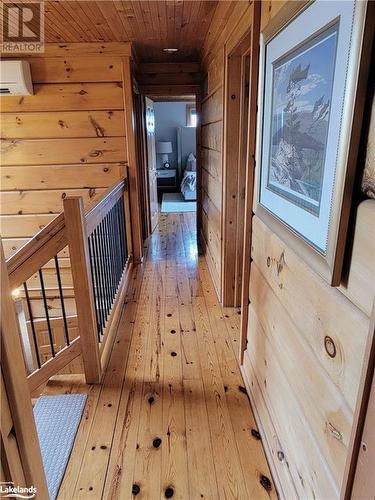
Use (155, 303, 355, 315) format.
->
(6, 177, 127, 290)
(5, 169, 132, 387)
(6, 212, 66, 289)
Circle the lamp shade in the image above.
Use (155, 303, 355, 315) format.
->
(156, 141, 172, 154)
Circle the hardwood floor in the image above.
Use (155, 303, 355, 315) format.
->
(46, 213, 276, 499)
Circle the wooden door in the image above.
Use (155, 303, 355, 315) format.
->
(145, 97, 158, 233)
(134, 93, 151, 240)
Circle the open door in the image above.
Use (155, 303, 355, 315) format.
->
(145, 97, 159, 233)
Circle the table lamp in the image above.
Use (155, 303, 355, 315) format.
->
(156, 141, 172, 168)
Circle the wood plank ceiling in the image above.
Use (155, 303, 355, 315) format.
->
(27, 1, 219, 62)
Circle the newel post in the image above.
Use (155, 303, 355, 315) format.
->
(63, 197, 101, 384)
(0, 240, 49, 498)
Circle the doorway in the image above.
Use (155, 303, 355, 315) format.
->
(222, 32, 252, 307)
(145, 97, 159, 233)
(143, 97, 198, 227)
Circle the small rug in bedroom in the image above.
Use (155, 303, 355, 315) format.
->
(161, 193, 196, 213)
(33, 394, 87, 500)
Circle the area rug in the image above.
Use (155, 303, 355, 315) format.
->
(161, 192, 196, 213)
(33, 394, 87, 500)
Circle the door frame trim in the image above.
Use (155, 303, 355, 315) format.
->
(221, 31, 252, 307)
(137, 86, 202, 243)
(237, 2, 261, 360)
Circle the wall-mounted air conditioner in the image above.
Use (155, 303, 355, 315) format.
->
(0, 60, 33, 95)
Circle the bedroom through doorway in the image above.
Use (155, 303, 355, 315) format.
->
(145, 97, 198, 223)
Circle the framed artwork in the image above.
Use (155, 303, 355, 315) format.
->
(254, 0, 373, 285)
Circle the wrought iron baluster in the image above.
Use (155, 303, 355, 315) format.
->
(93, 227, 105, 332)
(115, 200, 124, 270)
(100, 217, 110, 319)
(88, 234, 102, 341)
(109, 208, 117, 300)
(109, 206, 118, 297)
(119, 197, 127, 266)
(102, 214, 112, 314)
(23, 282, 41, 369)
(121, 196, 128, 262)
(119, 199, 126, 269)
(97, 220, 109, 327)
(113, 204, 121, 287)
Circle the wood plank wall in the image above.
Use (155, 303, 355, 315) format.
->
(240, 2, 375, 499)
(200, 0, 252, 296)
(0, 48, 130, 260)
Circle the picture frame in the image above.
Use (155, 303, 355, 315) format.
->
(254, 0, 373, 285)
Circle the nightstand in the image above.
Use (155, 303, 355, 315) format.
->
(157, 169, 177, 189)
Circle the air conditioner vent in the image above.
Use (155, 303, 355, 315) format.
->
(0, 61, 33, 96)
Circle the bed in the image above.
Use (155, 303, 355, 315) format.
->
(181, 170, 196, 200)
(180, 153, 196, 201)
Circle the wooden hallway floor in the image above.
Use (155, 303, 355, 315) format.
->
(46, 213, 276, 500)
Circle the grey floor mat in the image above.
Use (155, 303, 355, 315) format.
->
(33, 394, 87, 500)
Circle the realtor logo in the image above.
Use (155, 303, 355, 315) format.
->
(1, 2, 44, 53)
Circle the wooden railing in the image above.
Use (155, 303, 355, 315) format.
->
(5, 172, 132, 390)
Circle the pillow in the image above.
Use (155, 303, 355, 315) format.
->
(186, 152, 196, 172)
